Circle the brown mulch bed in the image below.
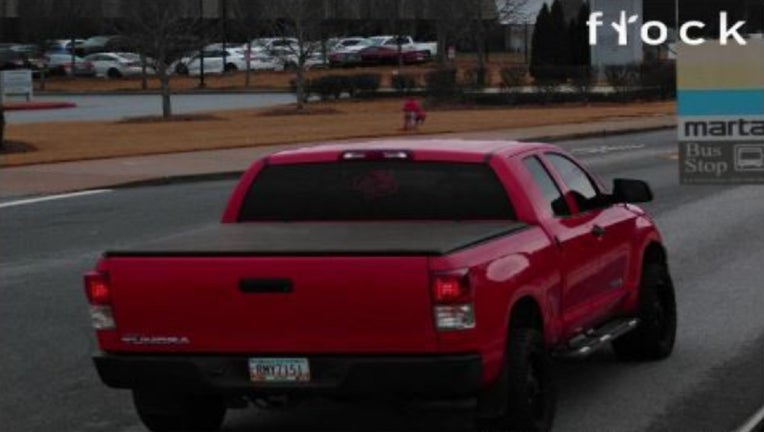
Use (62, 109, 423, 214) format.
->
(117, 114, 224, 124)
(258, 105, 343, 117)
(2, 100, 675, 166)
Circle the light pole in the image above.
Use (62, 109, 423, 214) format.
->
(221, 0, 228, 72)
(199, 0, 206, 88)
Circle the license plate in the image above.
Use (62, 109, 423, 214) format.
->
(249, 358, 310, 383)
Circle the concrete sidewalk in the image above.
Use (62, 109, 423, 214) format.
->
(0, 115, 675, 198)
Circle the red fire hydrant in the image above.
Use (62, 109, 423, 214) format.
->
(402, 97, 426, 132)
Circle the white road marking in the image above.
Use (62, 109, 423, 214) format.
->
(735, 404, 764, 432)
(571, 143, 647, 155)
(0, 190, 112, 209)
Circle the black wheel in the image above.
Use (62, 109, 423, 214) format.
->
(612, 260, 677, 361)
(224, 63, 238, 73)
(176, 63, 189, 75)
(132, 390, 226, 432)
(477, 328, 555, 432)
(107, 68, 122, 79)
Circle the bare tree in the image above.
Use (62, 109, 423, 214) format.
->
(16, 0, 55, 91)
(496, 0, 532, 24)
(17, 0, 95, 90)
(428, 0, 468, 65)
(120, 0, 200, 119)
(385, 0, 405, 67)
(228, 0, 267, 88)
(262, 0, 326, 110)
(462, 0, 529, 85)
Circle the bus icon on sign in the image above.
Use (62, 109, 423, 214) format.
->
(735, 145, 764, 171)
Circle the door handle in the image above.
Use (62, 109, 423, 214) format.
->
(239, 279, 293, 294)
(591, 225, 606, 238)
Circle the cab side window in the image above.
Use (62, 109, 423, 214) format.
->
(545, 154, 605, 213)
(523, 156, 570, 217)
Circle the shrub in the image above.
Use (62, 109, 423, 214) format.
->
(533, 67, 565, 104)
(604, 64, 640, 100)
(639, 62, 676, 100)
(311, 75, 348, 100)
(425, 68, 460, 102)
(462, 67, 489, 89)
(570, 66, 598, 102)
(352, 73, 381, 95)
(499, 66, 528, 91)
(391, 73, 419, 94)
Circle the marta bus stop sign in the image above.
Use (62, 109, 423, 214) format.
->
(0, 70, 34, 103)
(678, 40, 764, 184)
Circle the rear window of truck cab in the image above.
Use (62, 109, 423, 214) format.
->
(238, 161, 515, 221)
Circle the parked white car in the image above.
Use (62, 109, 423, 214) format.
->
(247, 53, 285, 71)
(186, 48, 248, 75)
(329, 37, 371, 53)
(173, 44, 239, 75)
(245, 38, 299, 55)
(269, 47, 326, 70)
(84, 52, 154, 78)
(367, 35, 438, 56)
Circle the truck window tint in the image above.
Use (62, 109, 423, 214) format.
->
(523, 156, 570, 217)
(239, 162, 515, 221)
(545, 154, 602, 213)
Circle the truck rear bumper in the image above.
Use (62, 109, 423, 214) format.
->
(94, 353, 482, 399)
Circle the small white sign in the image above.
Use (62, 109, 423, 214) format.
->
(0, 70, 34, 102)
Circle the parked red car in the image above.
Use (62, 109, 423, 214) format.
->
(358, 45, 431, 65)
(86, 140, 677, 432)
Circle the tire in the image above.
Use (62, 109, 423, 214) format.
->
(132, 390, 226, 432)
(107, 68, 122, 79)
(477, 328, 555, 432)
(176, 64, 189, 75)
(612, 260, 677, 361)
(224, 63, 238, 73)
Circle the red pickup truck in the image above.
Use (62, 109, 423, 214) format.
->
(85, 140, 677, 432)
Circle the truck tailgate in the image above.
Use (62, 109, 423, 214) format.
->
(107, 256, 437, 353)
(103, 222, 525, 354)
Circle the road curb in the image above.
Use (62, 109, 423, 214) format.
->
(109, 171, 245, 190)
(2, 101, 77, 111)
(100, 124, 676, 191)
(535, 124, 675, 143)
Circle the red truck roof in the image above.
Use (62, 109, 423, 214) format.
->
(266, 139, 556, 165)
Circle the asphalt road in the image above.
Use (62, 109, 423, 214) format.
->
(1, 130, 762, 432)
(5, 93, 294, 124)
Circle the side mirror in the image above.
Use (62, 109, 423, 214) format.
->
(612, 179, 653, 204)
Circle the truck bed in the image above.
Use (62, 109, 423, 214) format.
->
(105, 221, 528, 257)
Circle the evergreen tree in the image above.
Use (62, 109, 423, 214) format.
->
(570, 2, 591, 67)
(530, 3, 552, 78)
(549, 0, 570, 78)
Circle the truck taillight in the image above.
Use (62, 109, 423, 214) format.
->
(84, 272, 115, 330)
(432, 273, 470, 303)
(431, 271, 475, 331)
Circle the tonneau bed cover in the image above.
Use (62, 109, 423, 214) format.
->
(105, 221, 528, 257)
